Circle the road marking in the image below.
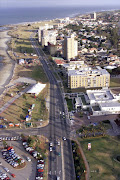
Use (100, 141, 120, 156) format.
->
(61, 140, 65, 180)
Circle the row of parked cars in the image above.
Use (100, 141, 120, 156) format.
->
(22, 141, 45, 180)
(0, 168, 16, 180)
(36, 160, 44, 180)
(0, 136, 22, 141)
(2, 146, 25, 168)
(23, 141, 39, 159)
(0, 170, 10, 180)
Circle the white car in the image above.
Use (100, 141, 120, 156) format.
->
(49, 142, 53, 147)
(4, 168, 9, 172)
(58, 141, 60, 146)
(49, 147, 52, 152)
(26, 157, 31, 162)
(63, 137, 66, 141)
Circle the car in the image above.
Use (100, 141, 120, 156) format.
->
(26, 157, 31, 162)
(0, 162, 2, 165)
(11, 137, 14, 141)
(7, 137, 11, 141)
(49, 147, 52, 152)
(63, 137, 66, 141)
(57, 177, 60, 180)
(2, 173, 7, 178)
(11, 174, 16, 178)
(58, 152, 61, 156)
(38, 160, 44, 163)
(57, 141, 60, 146)
(49, 142, 53, 147)
(37, 164, 44, 168)
(87, 116, 90, 120)
(23, 141, 27, 146)
(4, 168, 9, 172)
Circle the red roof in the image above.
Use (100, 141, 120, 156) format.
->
(54, 59, 65, 65)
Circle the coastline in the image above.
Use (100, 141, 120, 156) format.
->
(0, 30, 16, 96)
(0, 6, 120, 27)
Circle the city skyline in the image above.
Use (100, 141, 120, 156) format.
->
(1, 0, 120, 8)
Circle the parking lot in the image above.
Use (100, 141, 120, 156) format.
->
(0, 140, 37, 180)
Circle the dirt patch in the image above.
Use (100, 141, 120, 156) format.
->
(93, 165, 105, 174)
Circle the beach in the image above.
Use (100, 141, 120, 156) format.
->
(0, 30, 15, 95)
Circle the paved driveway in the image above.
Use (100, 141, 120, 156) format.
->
(71, 113, 118, 130)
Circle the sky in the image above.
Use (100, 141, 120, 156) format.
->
(0, 0, 120, 8)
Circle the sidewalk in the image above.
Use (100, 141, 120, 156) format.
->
(110, 120, 120, 135)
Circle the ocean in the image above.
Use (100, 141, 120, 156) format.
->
(0, 6, 120, 26)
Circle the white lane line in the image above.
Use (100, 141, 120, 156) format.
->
(61, 140, 65, 180)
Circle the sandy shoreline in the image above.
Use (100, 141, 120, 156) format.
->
(0, 30, 15, 95)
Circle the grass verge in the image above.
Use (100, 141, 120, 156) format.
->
(72, 140, 86, 180)
(65, 97, 73, 111)
(110, 78, 120, 87)
(80, 136, 120, 180)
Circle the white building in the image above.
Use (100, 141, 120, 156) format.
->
(38, 24, 55, 44)
(90, 12, 96, 20)
(39, 29, 57, 46)
(87, 88, 120, 116)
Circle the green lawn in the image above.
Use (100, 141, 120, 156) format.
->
(110, 78, 120, 87)
(32, 65, 48, 83)
(78, 94, 90, 105)
(65, 98, 73, 111)
(80, 136, 120, 180)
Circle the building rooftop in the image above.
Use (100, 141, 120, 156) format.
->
(87, 89, 114, 102)
(100, 101, 120, 108)
(68, 66, 109, 77)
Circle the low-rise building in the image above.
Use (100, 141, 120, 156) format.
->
(87, 88, 120, 115)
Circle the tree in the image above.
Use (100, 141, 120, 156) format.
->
(27, 137, 34, 147)
(80, 40, 83, 46)
(3, 141, 7, 148)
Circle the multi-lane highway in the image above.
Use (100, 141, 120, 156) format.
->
(30, 34, 76, 180)
(0, 32, 76, 180)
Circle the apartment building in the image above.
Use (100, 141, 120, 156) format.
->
(90, 12, 97, 20)
(68, 66, 110, 89)
(62, 34, 78, 60)
(39, 29, 57, 46)
(38, 24, 53, 42)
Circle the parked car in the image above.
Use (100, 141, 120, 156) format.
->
(11, 173, 16, 178)
(26, 157, 31, 162)
(4, 168, 9, 172)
